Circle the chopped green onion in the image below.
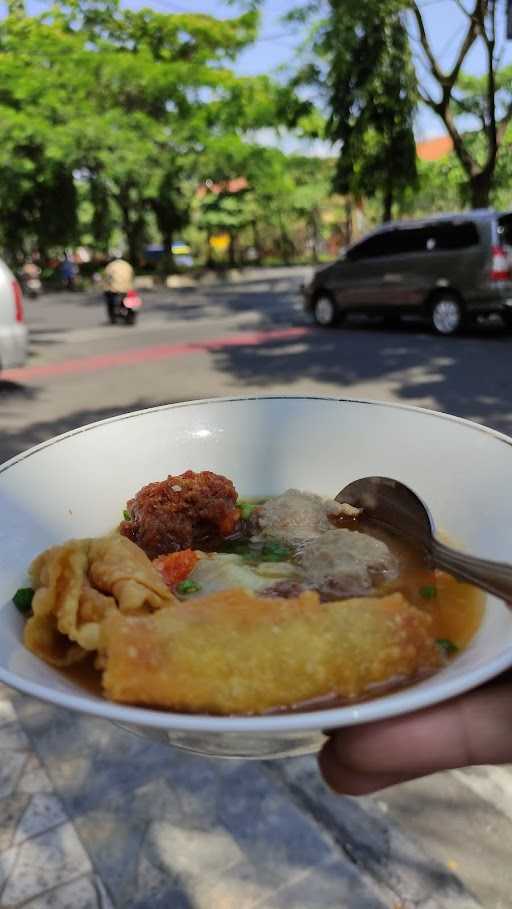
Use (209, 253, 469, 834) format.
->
(436, 638, 458, 656)
(419, 584, 437, 600)
(123, 509, 131, 521)
(176, 580, 202, 595)
(260, 542, 292, 562)
(237, 501, 256, 520)
(13, 588, 34, 614)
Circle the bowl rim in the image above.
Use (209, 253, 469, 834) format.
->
(2, 392, 512, 734)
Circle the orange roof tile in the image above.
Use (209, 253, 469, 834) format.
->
(416, 136, 454, 161)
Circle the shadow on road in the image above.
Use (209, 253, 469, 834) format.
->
(208, 322, 512, 435)
(0, 396, 199, 464)
(0, 380, 38, 401)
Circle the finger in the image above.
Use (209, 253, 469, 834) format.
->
(319, 679, 512, 793)
(319, 737, 417, 795)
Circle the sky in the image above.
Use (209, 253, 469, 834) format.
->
(20, 0, 512, 149)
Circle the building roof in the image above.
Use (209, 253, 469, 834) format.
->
(416, 136, 454, 161)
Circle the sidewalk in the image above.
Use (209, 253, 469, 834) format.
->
(0, 681, 494, 909)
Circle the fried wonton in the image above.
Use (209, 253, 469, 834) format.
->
(100, 589, 441, 715)
(24, 534, 175, 667)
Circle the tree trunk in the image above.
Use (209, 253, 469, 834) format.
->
(252, 219, 263, 263)
(119, 204, 143, 267)
(228, 231, 237, 268)
(469, 171, 492, 209)
(206, 231, 214, 269)
(382, 185, 393, 223)
(344, 197, 352, 245)
(309, 209, 321, 264)
(278, 214, 293, 265)
(160, 229, 175, 277)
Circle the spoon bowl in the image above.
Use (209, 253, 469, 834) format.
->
(336, 476, 512, 604)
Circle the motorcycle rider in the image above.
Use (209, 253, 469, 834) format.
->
(103, 254, 134, 323)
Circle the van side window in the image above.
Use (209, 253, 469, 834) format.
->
(348, 230, 413, 260)
(427, 222, 479, 250)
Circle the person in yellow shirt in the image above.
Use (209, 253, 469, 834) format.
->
(103, 256, 134, 323)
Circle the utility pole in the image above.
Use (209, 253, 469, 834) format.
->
(508, 0, 512, 40)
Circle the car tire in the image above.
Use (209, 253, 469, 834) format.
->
(430, 294, 465, 336)
(313, 294, 341, 327)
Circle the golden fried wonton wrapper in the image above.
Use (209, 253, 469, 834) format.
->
(100, 589, 441, 715)
(24, 535, 175, 667)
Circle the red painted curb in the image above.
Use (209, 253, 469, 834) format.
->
(4, 327, 312, 383)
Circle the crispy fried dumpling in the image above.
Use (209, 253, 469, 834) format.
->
(24, 535, 175, 666)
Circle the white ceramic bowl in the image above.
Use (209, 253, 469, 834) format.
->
(1, 395, 512, 760)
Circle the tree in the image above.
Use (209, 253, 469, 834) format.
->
(0, 0, 313, 264)
(286, 1, 418, 222)
(410, 0, 512, 208)
(326, 1, 418, 221)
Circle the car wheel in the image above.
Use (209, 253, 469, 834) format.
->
(313, 294, 340, 327)
(430, 295, 464, 336)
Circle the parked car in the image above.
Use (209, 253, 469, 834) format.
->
(0, 258, 28, 370)
(303, 209, 512, 335)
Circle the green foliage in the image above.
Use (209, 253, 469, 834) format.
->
(291, 0, 417, 222)
(0, 0, 318, 265)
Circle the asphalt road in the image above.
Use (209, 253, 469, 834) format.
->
(3, 266, 512, 465)
(2, 268, 512, 908)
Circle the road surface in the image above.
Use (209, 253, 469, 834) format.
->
(0, 269, 511, 908)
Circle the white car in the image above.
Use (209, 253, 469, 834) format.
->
(0, 258, 28, 370)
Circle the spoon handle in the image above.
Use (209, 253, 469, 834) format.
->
(432, 538, 512, 603)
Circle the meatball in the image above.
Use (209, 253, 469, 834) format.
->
(120, 470, 240, 559)
(298, 529, 398, 598)
(255, 489, 343, 544)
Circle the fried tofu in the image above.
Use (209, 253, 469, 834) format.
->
(101, 589, 441, 715)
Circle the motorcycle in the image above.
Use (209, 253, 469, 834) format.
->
(106, 289, 143, 326)
(22, 277, 42, 299)
(18, 270, 42, 299)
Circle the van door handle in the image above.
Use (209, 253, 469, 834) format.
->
(382, 273, 402, 283)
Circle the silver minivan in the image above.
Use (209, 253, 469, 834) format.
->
(303, 209, 512, 335)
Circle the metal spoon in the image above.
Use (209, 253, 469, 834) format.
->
(336, 476, 512, 602)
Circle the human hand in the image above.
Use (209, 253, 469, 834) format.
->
(318, 673, 512, 795)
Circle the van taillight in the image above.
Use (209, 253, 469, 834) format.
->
(491, 245, 511, 281)
(12, 280, 24, 322)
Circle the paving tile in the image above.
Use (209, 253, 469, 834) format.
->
(0, 822, 92, 906)
(270, 757, 482, 909)
(20, 874, 115, 909)
(0, 686, 16, 703)
(15, 702, 175, 815)
(13, 793, 68, 845)
(216, 761, 338, 885)
(72, 773, 219, 907)
(0, 724, 30, 752)
(0, 702, 17, 728)
(73, 806, 149, 907)
(0, 753, 28, 799)
(17, 756, 54, 795)
(0, 795, 30, 851)
(190, 859, 281, 909)
(146, 821, 243, 879)
(260, 858, 386, 909)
